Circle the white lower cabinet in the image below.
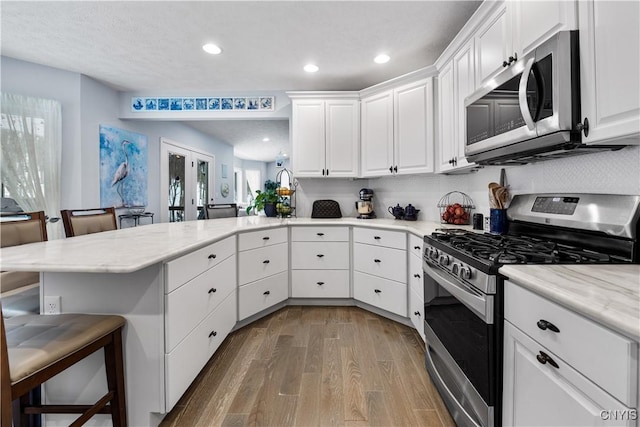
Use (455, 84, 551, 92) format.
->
(353, 271, 407, 317)
(409, 287, 424, 341)
(353, 242, 407, 283)
(165, 289, 237, 409)
(503, 281, 638, 427)
(408, 235, 424, 341)
(291, 270, 350, 298)
(238, 243, 288, 285)
(239, 271, 288, 320)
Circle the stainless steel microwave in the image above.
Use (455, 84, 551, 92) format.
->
(464, 31, 622, 165)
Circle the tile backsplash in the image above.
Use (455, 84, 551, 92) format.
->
(294, 145, 640, 221)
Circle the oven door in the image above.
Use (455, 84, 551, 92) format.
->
(423, 261, 497, 427)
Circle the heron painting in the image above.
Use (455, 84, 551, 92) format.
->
(99, 125, 148, 208)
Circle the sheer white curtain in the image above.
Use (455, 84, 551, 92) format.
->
(245, 169, 261, 205)
(1, 93, 62, 239)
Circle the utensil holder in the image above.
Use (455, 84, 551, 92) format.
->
(490, 209, 508, 234)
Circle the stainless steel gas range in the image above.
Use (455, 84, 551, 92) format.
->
(422, 193, 640, 427)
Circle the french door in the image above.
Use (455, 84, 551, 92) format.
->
(160, 138, 214, 222)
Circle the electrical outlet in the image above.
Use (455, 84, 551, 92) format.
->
(44, 296, 61, 314)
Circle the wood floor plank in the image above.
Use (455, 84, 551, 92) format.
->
(414, 409, 445, 426)
(366, 318, 393, 361)
(378, 360, 420, 426)
(221, 413, 249, 427)
(337, 322, 355, 346)
(341, 346, 366, 422)
(227, 358, 268, 413)
(320, 338, 345, 426)
(364, 391, 392, 427)
(304, 323, 324, 373)
(350, 309, 384, 392)
(294, 373, 321, 427)
(254, 307, 288, 360)
(280, 346, 306, 395)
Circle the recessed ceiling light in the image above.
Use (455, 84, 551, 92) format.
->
(304, 64, 319, 73)
(202, 43, 222, 55)
(374, 54, 390, 64)
(262, 137, 270, 142)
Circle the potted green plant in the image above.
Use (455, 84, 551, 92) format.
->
(246, 188, 279, 217)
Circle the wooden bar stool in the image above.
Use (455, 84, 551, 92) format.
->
(60, 208, 117, 237)
(0, 302, 127, 426)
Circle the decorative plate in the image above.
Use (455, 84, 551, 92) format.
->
(221, 182, 230, 197)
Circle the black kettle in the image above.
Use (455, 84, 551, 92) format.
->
(404, 204, 420, 221)
(388, 204, 404, 219)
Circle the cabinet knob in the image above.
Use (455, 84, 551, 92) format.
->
(502, 60, 509, 68)
(389, 166, 393, 174)
(393, 166, 398, 173)
(263, 290, 271, 295)
(317, 281, 325, 286)
(414, 311, 421, 317)
(317, 254, 325, 258)
(317, 232, 324, 236)
(374, 289, 382, 294)
(576, 118, 590, 137)
(263, 259, 270, 264)
(414, 273, 421, 279)
(209, 331, 217, 338)
(414, 246, 421, 250)
(208, 288, 217, 294)
(508, 55, 517, 65)
(536, 351, 559, 369)
(537, 319, 560, 333)
(208, 254, 217, 259)
(374, 259, 381, 263)
(262, 236, 270, 240)
(374, 236, 381, 240)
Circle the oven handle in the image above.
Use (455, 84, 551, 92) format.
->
(518, 57, 537, 131)
(423, 264, 493, 324)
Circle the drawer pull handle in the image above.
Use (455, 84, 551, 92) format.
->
(414, 273, 421, 278)
(208, 254, 216, 259)
(374, 236, 381, 240)
(317, 254, 324, 258)
(537, 320, 560, 333)
(414, 246, 420, 250)
(263, 290, 271, 295)
(263, 260, 270, 264)
(208, 288, 217, 294)
(536, 351, 559, 369)
(374, 289, 381, 294)
(374, 259, 381, 263)
(317, 232, 325, 236)
(209, 331, 217, 338)
(414, 311, 421, 317)
(262, 236, 270, 240)
(317, 281, 325, 285)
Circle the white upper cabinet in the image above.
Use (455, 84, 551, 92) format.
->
(474, 3, 513, 88)
(361, 78, 434, 177)
(438, 40, 477, 173)
(290, 94, 360, 178)
(578, 0, 640, 145)
(511, 0, 577, 57)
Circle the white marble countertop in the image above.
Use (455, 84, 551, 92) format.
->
(500, 264, 640, 341)
(0, 217, 454, 273)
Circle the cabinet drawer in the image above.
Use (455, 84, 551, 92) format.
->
(238, 243, 288, 285)
(353, 227, 406, 250)
(165, 236, 235, 293)
(353, 271, 407, 317)
(291, 270, 350, 298)
(165, 255, 236, 352)
(238, 227, 287, 251)
(291, 226, 349, 242)
(238, 271, 288, 320)
(291, 242, 349, 270)
(505, 282, 637, 406)
(353, 242, 407, 283)
(408, 250, 424, 297)
(408, 233, 423, 259)
(165, 289, 236, 411)
(409, 286, 425, 342)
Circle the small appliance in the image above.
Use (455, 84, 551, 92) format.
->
(355, 188, 375, 219)
(465, 31, 624, 165)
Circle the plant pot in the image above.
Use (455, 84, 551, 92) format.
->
(264, 203, 277, 217)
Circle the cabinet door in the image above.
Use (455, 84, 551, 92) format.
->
(579, 0, 640, 145)
(511, 0, 577, 57)
(292, 99, 326, 177)
(361, 91, 394, 177)
(394, 79, 434, 175)
(503, 321, 634, 427)
(453, 40, 476, 169)
(437, 61, 456, 172)
(474, 4, 512, 87)
(325, 99, 360, 177)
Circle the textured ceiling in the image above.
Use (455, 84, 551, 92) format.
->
(1, 0, 482, 161)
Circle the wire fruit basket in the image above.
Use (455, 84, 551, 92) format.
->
(437, 191, 475, 225)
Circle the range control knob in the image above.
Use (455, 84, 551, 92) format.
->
(429, 248, 440, 260)
(459, 265, 473, 280)
(439, 255, 451, 266)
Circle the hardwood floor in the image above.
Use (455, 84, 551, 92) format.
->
(160, 306, 455, 427)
